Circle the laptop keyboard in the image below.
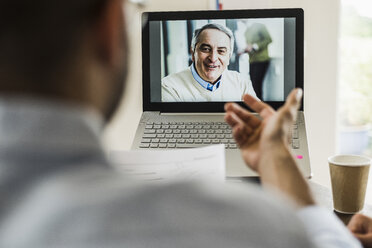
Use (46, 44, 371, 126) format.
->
(139, 121, 300, 150)
(140, 121, 237, 149)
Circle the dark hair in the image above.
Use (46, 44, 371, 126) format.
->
(0, 1, 107, 90)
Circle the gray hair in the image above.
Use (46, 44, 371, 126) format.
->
(190, 23, 234, 57)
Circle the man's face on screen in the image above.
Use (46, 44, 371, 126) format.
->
(192, 28, 230, 84)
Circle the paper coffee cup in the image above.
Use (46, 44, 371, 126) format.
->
(329, 155, 371, 214)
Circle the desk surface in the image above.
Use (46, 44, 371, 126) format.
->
(230, 178, 372, 225)
(309, 180, 372, 225)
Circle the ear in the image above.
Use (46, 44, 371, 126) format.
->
(191, 47, 195, 62)
(94, 0, 124, 66)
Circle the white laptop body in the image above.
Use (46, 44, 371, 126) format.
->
(131, 8, 311, 178)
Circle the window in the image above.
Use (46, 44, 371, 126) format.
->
(338, 0, 372, 155)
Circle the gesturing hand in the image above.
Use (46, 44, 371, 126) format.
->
(224, 89, 302, 172)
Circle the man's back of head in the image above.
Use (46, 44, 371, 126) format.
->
(0, 0, 127, 121)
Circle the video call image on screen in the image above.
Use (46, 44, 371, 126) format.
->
(149, 17, 297, 103)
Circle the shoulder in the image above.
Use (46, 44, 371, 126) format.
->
(4, 174, 313, 247)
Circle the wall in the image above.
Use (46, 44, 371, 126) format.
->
(103, 0, 340, 187)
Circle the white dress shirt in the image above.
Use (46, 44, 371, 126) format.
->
(0, 97, 361, 247)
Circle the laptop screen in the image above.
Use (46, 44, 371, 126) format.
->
(142, 9, 303, 112)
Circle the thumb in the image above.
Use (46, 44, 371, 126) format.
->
(283, 88, 302, 121)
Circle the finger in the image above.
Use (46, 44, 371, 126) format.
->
(353, 233, 372, 247)
(224, 110, 240, 128)
(283, 88, 302, 118)
(225, 103, 261, 128)
(349, 214, 372, 233)
(275, 88, 303, 128)
(224, 112, 254, 146)
(224, 112, 253, 134)
(348, 214, 363, 232)
(242, 94, 274, 119)
(232, 125, 248, 147)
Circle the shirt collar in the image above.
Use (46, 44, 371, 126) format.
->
(190, 63, 221, 92)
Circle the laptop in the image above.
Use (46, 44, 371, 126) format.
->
(132, 8, 311, 178)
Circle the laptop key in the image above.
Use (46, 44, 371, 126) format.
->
(159, 143, 167, 148)
(292, 129, 299, 139)
(143, 134, 156, 138)
(292, 139, 300, 149)
(150, 143, 159, 148)
(176, 144, 205, 148)
(139, 143, 150, 148)
(229, 144, 238, 149)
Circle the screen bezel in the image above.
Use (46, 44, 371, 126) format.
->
(142, 8, 304, 112)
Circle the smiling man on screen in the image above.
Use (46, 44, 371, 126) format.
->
(162, 23, 257, 102)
